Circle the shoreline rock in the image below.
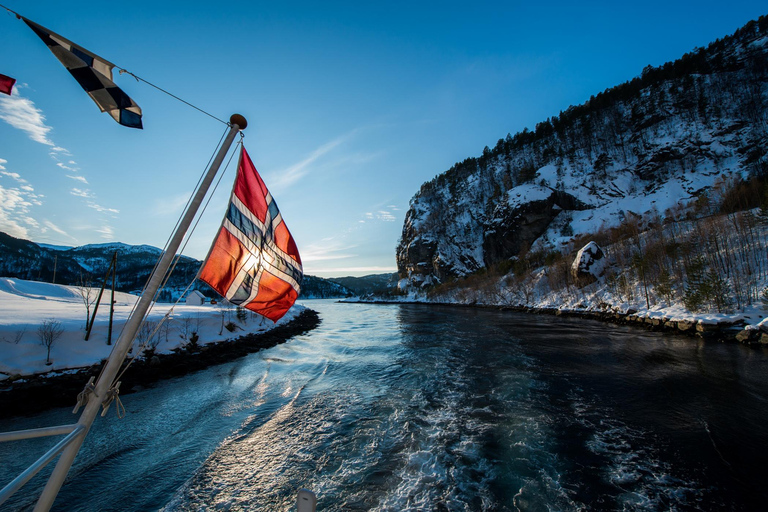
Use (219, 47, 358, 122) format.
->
(350, 299, 756, 345)
(0, 308, 321, 419)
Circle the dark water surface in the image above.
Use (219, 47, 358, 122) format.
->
(2, 300, 768, 511)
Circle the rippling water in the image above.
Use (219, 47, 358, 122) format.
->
(3, 300, 768, 511)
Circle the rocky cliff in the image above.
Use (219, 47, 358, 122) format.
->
(397, 16, 768, 287)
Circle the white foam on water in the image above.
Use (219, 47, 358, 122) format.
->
(569, 391, 705, 511)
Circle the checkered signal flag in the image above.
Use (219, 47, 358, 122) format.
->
(22, 17, 143, 128)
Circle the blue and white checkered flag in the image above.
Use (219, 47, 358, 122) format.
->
(23, 17, 143, 129)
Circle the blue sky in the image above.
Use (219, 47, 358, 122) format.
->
(1, 1, 765, 277)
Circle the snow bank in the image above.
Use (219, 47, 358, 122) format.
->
(0, 278, 304, 378)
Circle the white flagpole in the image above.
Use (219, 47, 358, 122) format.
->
(34, 114, 247, 512)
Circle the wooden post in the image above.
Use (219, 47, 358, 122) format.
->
(108, 252, 116, 345)
(84, 253, 116, 341)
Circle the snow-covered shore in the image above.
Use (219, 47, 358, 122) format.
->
(0, 278, 305, 379)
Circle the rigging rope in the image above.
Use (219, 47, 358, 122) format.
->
(112, 137, 242, 387)
(117, 68, 229, 126)
(0, 3, 229, 126)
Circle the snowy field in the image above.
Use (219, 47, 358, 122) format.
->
(0, 278, 304, 379)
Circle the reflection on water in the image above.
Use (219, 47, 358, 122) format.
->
(2, 300, 768, 511)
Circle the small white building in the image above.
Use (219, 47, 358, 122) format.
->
(185, 290, 206, 306)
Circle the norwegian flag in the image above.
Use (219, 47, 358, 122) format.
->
(199, 147, 303, 322)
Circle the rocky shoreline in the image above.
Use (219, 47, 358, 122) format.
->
(509, 306, 765, 344)
(0, 308, 321, 418)
(353, 300, 767, 346)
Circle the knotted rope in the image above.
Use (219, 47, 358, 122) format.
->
(73, 376, 96, 414)
(101, 381, 126, 418)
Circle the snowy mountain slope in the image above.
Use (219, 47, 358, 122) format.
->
(397, 16, 768, 286)
(0, 231, 351, 300)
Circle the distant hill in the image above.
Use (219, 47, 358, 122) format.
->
(328, 273, 399, 296)
(0, 232, 351, 300)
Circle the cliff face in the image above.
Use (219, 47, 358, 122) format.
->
(397, 17, 768, 287)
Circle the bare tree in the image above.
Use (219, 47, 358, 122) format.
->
(135, 320, 161, 358)
(77, 274, 98, 331)
(38, 319, 64, 365)
(2, 326, 27, 344)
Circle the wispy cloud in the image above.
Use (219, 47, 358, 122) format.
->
(57, 162, 78, 172)
(153, 193, 190, 216)
(268, 129, 369, 190)
(95, 225, 114, 239)
(308, 265, 398, 275)
(71, 188, 93, 198)
(364, 210, 396, 222)
(270, 136, 348, 189)
(1, 170, 27, 183)
(41, 220, 76, 241)
(87, 202, 119, 215)
(0, 183, 34, 238)
(66, 174, 89, 184)
(0, 158, 45, 238)
(0, 88, 56, 146)
(300, 239, 359, 263)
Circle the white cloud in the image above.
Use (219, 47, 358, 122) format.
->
(300, 239, 358, 263)
(308, 265, 398, 275)
(1, 170, 27, 183)
(0, 184, 34, 238)
(87, 202, 119, 215)
(0, 89, 56, 146)
(95, 225, 114, 239)
(23, 216, 40, 229)
(67, 175, 89, 184)
(269, 129, 359, 190)
(377, 210, 395, 222)
(0, 158, 6, 170)
(41, 220, 73, 239)
(153, 193, 190, 216)
(71, 188, 93, 198)
(57, 162, 78, 172)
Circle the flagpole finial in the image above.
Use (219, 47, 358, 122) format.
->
(230, 114, 247, 130)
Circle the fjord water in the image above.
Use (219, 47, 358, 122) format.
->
(3, 300, 768, 511)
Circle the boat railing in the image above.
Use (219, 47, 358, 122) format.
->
(0, 424, 86, 507)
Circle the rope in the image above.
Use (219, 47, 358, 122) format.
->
(72, 376, 96, 414)
(101, 382, 125, 418)
(111, 125, 229, 348)
(118, 68, 228, 126)
(111, 137, 242, 385)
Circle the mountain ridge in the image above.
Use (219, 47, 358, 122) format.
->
(0, 231, 353, 300)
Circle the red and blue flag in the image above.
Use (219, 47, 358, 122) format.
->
(199, 146, 302, 321)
